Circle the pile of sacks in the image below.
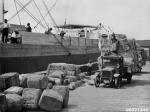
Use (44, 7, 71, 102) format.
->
(0, 72, 69, 112)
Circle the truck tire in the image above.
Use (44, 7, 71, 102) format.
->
(127, 73, 132, 84)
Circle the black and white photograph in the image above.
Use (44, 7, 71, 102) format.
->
(0, 0, 150, 112)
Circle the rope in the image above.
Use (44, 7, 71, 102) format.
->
(16, 0, 46, 29)
(8, 0, 33, 22)
(33, 0, 49, 29)
(14, 0, 22, 25)
(34, 0, 58, 29)
(42, 0, 59, 33)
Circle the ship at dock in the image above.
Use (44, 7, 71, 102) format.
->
(0, 0, 102, 74)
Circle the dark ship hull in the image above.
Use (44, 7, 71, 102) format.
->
(0, 31, 100, 73)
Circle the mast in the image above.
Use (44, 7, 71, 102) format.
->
(0, 0, 4, 22)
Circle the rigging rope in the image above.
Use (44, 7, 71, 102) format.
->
(42, 0, 59, 32)
(16, 0, 46, 29)
(33, 0, 49, 29)
(8, 0, 33, 22)
(14, 0, 21, 25)
(34, 0, 58, 29)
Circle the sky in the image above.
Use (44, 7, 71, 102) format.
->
(3, 0, 150, 40)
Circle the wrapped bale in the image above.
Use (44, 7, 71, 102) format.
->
(0, 93, 7, 112)
(49, 71, 66, 78)
(19, 74, 32, 88)
(68, 80, 84, 90)
(27, 75, 48, 89)
(52, 86, 69, 107)
(46, 83, 53, 89)
(4, 86, 23, 95)
(22, 88, 42, 110)
(6, 94, 23, 112)
(48, 77, 63, 85)
(0, 76, 5, 90)
(39, 89, 63, 112)
(65, 75, 78, 82)
(0, 72, 20, 89)
(68, 83, 76, 90)
(47, 63, 80, 76)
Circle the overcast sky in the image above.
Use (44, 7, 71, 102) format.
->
(4, 0, 150, 40)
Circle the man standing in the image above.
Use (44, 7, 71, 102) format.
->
(2, 19, 9, 43)
(26, 23, 32, 32)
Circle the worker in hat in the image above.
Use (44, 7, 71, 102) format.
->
(26, 23, 32, 32)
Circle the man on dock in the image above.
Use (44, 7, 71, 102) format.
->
(1, 19, 9, 43)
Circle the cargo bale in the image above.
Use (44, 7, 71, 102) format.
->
(22, 88, 42, 110)
(46, 83, 53, 89)
(19, 74, 32, 88)
(0, 76, 5, 90)
(27, 75, 48, 89)
(4, 86, 23, 95)
(52, 86, 69, 108)
(47, 63, 80, 75)
(65, 75, 78, 82)
(0, 93, 7, 112)
(68, 82, 76, 90)
(6, 94, 23, 112)
(0, 72, 20, 89)
(49, 71, 66, 78)
(39, 89, 63, 112)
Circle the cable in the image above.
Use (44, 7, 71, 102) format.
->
(8, 0, 33, 22)
(34, 0, 58, 29)
(16, 0, 46, 29)
(14, 0, 21, 25)
(33, 0, 49, 29)
(42, 0, 59, 32)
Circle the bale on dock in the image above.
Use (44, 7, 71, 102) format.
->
(68, 80, 84, 90)
(65, 75, 78, 82)
(39, 89, 63, 112)
(47, 63, 81, 76)
(49, 71, 66, 78)
(48, 77, 63, 85)
(46, 83, 53, 89)
(0, 72, 20, 89)
(19, 74, 32, 88)
(22, 88, 42, 110)
(6, 94, 23, 112)
(52, 85, 69, 108)
(0, 76, 5, 90)
(27, 75, 48, 89)
(0, 93, 7, 112)
(4, 86, 23, 95)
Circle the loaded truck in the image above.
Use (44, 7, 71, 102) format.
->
(95, 33, 140, 88)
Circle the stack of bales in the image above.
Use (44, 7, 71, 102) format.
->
(99, 34, 139, 73)
(47, 63, 85, 90)
(0, 71, 70, 112)
(116, 35, 139, 73)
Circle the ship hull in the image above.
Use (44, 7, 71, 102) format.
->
(0, 43, 100, 74)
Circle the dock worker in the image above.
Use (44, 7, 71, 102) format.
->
(1, 19, 9, 43)
(26, 23, 32, 32)
(111, 33, 119, 55)
(11, 29, 21, 43)
(45, 28, 52, 34)
(60, 30, 65, 42)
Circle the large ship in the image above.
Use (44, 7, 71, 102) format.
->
(0, 0, 101, 74)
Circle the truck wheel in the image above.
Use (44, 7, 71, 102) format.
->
(114, 77, 121, 89)
(127, 73, 132, 84)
